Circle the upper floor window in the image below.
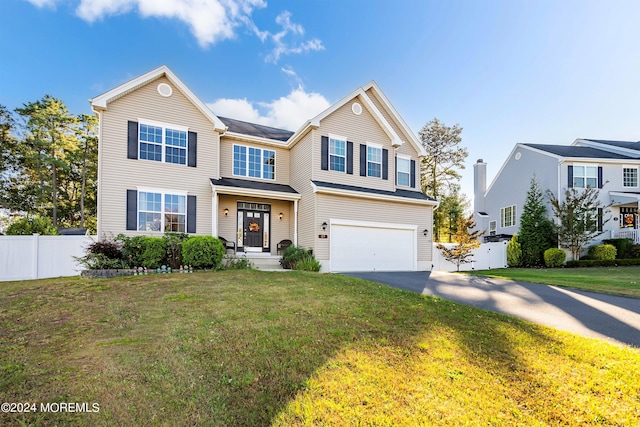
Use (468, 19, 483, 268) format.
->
(397, 156, 411, 186)
(573, 165, 597, 188)
(138, 190, 186, 232)
(489, 220, 497, 236)
(329, 136, 346, 172)
(500, 205, 516, 228)
(233, 144, 275, 180)
(623, 167, 638, 187)
(367, 144, 382, 178)
(139, 121, 187, 165)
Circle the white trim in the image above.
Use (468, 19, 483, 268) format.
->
(622, 165, 639, 188)
(90, 65, 226, 132)
(328, 135, 347, 173)
(138, 118, 188, 133)
(293, 199, 298, 246)
(136, 189, 188, 233)
(212, 191, 218, 237)
(210, 182, 301, 201)
(136, 186, 188, 196)
(311, 182, 437, 207)
(223, 131, 289, 148)
(137, 119, 188, 165)
(396, 155, 411, 187)
(328, 133, 347, 142)
(500, 205, 517, 228)
(366, 143, 383, 178)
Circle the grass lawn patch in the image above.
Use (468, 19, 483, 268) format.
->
(463, 266, 640, 298)
(1, 271, 639, 426)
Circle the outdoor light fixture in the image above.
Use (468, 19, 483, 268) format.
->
(423, 229, 429, 237)
(279, 212, 284, 220)
(322, 221, 328, 231)
(223, 208, 229, 216)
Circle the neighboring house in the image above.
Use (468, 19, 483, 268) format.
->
(474, 139, 640, 250)
(90, 65, 437, 272)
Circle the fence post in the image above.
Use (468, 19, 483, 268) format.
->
(31, 233, 40, 280)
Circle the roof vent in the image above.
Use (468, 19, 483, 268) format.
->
(157, 83, 173, 97)
(352, 102, 362, 115)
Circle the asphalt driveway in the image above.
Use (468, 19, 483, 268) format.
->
(344, 271, 640, 348)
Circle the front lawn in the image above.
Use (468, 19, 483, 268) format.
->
(464, 266, 640, 298)
(1, 271, 639, 426)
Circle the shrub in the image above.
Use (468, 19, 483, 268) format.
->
(280, 245, 313, 270)
(117, 235, 167, 268)
(164, 233, 189, 269)
(544, 248, 566, 268)
(76, 253, 128, 270)
(587, 244, 617, 261)
(181, 236, 225, 269)
(86, 239, 123, 260)
(296, 256, 321, 272)
(507, 234, 523, 267)
(6, 215, 57, 235)
(603, 238, 634, 259)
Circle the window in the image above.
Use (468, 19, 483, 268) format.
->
(233, 144, 276, 180)
(139, 121, 187, 165)
(397, 156, 411, 186)
(329, 137, 346, 172)
(500, 205, 516, 228)
(623, 167, 638, 187)
(138, 191, 186, 232)
(573, 165, 598, 188)
(489, 220, 497, 236)
(367, 144, 382, 178)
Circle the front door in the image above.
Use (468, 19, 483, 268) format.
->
(244, 211, 264, 250)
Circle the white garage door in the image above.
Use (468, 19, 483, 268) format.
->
(330, 222, 416, 272)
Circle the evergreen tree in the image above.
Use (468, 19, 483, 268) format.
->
(519, 177, 556, 266)
(438, 183, 469, 243)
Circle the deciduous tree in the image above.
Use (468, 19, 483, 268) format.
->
(436, 214, 483, 271)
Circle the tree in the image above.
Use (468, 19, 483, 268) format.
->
(519, 177, 556, 266)
(0, 105, 16, 177)
(547, 186, 609, 260)
(15, 95, 78, 227)
(436, 214, 484, 271)
(418, 118, 467, 241)
(437, 183, 469, 243)
(507, 234, 523, 267)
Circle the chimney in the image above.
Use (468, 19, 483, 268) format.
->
(473, 159, 487, 214)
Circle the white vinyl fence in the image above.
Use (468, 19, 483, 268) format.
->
(0, 235, 95, 282)
(432, 241, 508, 272)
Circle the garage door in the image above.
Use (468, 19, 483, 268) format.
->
(330, 222, 416, 272)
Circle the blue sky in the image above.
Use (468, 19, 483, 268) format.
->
(2, 0, 640, 201)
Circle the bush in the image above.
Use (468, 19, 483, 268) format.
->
(296, 256, 321, 272)
(223, 256, 253, 270)
(587, 244, 617, 261)
(117, 235, 167, 268)
(280, 245, 313, 269)
(507, 234, 523, 267)
(6, 215, 57, 235)
(86, 239, 123, 260)
(544, 248, 566, 268)
(76, 253, 128, 270)
(603, 238, 634, 259)
(181, 236, 225, 269)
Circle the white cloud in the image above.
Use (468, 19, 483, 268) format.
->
(75, 0, 266, 47)
(24, 0, 59, 7)
(207, 86, 330, 131)
(263, 11, 325, 63)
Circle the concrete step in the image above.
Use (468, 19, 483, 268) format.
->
(224, 253, 284, 270)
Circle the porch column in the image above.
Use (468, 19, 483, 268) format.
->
(212, 190, 218, 237)
(293, 199, 298, 246)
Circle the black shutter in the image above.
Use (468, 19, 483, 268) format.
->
(321, 136, 329, 170)
(597, 166, 603, 188)
(126, 190, 137, 230)
(598, 208, 603, 232)
(187, 195, 197, 234)
(360, 144, 367, 176)
(382, 149, 389, 180)
(127, 121, 138, 160)
(410, 160, 416, 188)
(394, 156, 398, 185)
(568, 165, 573, 188)
(346, 141, 353, 175)
(188, 131, 197, 167)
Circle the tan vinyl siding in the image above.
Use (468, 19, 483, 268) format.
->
(289, 131, 316, 251)
(315, 193, 433, 262)
(217, 195, 293, 255)
(97, 76, 217, 236)
(219, 137, 290, 184)
(314, 96, 395, 192)
(365, 88, 417, 150)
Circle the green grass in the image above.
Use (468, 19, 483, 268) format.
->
(464, 266, 640, 298)
(1, 271, 639, 426)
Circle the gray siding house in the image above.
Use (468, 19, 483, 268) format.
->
(474, 139, 640, 252)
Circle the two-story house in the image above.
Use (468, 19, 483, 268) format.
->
(474, 138, 640, 251)
(90, 66, 437, 272)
